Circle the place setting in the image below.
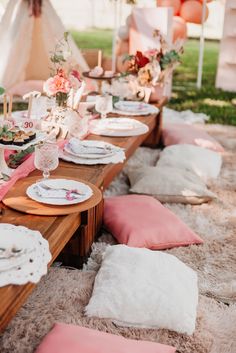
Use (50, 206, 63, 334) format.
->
(2, 141, 102, 215)
(60, 138, 126, 165)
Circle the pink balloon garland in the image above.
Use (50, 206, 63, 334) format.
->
(156, 0, 212, 41)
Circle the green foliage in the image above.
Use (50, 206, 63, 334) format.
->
(8, 146, 34, 169)
(160, 50, 180, 70)
(0, 87, 5, 95)
(49, 32, 71, 71)
(64, 31, 69, 41)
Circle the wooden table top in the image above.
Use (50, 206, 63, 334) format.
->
(0, 97, 168, 332)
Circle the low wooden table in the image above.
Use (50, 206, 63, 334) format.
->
(0, 97, 168, 332)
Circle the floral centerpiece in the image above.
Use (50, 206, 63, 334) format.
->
(43, 32, 82, 108)
(43, 33, 87, 138)
(124, 31, 183, 100)
(106, 30, 183, 102)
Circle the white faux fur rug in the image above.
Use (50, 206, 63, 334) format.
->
(1, 268, 236, 353)
(0, 124, 236, 353)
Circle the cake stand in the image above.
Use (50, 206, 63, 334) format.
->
(83, 71, 118, 94)
(0, 132, 46, 177)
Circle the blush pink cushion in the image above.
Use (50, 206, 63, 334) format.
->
(103, 195, 203, 249)
(35, 323, 176, 353)
(162, 123, 224, 153)
(8, 80, 44, 97)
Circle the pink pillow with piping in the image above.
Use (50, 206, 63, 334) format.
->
(8, 80, 44, 97)
(162, 123, 224, 153)
(35, 323, 176, 353)
(103, 195, 203, 249)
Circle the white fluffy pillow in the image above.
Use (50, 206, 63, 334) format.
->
(126, 165, 216, 204)
(85, 245, 198, 335)
(157, 144, 222, 182)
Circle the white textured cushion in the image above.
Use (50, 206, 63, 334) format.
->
(126, 165, 216, 204)
(157, 144, 222, 182)
(85, 245, 198, 335)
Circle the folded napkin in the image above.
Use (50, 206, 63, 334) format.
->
(68, 138, 116, 156)
(34, 183, 83, 200)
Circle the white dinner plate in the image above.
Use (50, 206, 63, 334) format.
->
(89, 117, 149, 137)
(26, 179, 93, 206)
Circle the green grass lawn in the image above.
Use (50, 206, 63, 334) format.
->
(170, 39, 236, 125)
(71, 28, 113, 57)
(71, 29, 236, 125)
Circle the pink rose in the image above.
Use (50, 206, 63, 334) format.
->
(144, 49, 158, 58)
(44, 75, 71, 96)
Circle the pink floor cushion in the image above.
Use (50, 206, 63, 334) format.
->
(103, 195, 203, 249)
(162, 123, 224, 153)
(8, 80, 44, 97)
(35, 323, 176, 353)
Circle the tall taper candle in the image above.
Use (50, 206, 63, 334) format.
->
(98, 50, 102, 68)
(27, 94, 33, 119)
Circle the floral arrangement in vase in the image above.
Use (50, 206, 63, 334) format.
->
(43, 33, 88, 139)
(123, 30, 183, 88)
(107, 30, 183, 102)
(43, 32, 83, 108)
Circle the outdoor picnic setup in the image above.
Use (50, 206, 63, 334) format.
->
(0, 0, 235, 352)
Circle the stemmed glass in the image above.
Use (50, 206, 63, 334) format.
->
(95, 95, 113, 119)
(34, 142, 59, 180)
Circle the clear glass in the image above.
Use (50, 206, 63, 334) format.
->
(95, 95, 113, 119)
(34, 142, 59, 180)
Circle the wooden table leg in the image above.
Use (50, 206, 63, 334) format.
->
(143, 108, 163, 148)
(59, 197, 104, 268)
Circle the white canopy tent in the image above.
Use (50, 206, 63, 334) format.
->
(0, 0, 89, 92)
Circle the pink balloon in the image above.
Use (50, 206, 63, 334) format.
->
(180, 1, 209, 24)
(156, 0, 181, 16)
(173, 16, 187, 42)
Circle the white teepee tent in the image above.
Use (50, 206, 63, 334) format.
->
(0, 0, 89, 93)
